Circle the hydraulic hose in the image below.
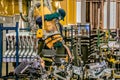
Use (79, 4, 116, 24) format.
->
(19, 0, 28, 22)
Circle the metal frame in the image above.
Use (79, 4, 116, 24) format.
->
(0, 23, 3, 77)
(0, 22, 19, 79)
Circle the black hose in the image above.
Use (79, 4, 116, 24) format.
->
(20, 13, 28, 22)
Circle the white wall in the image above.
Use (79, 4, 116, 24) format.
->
(76, 2, 81, 23)
(104, 2, 116, 29)
(110, 2, 116, 29)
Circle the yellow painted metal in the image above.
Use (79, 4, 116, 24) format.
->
(60, 0, 76, 25)
(14, 0, 27, 15)
(42, 57, 53, 62)
(60, 0, 67, 25)
(51, 1, 61, 12)
(45, 34, 63, 48)
(67, 0, 76, 24)
(34, 5, 52, 32)
(41, 0, 45, 30)
(0, 0, 4, 15)
(107, 57, 116, 63)
(34, 0, 77, 25)
(34, 6, 51, 18)
(35, 0, 53, 39)
(36, 29, 43, 39)
(0, 0, 27, 16)
(53, 0, 63, 1)
(113, 74, 120, 79)
(36, 0, 45, 39)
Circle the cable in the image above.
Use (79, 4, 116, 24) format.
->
(20, 13, 28, 22)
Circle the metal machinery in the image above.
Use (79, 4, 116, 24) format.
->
(0, 0, 75, 80)
(0, 0, 119, 80)
(99, 28, 120, 79)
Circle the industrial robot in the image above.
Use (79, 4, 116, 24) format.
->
(14, 0, 73, 79)
(31, 0, 71, 64)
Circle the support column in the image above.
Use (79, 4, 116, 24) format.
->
(101, 0, 104, 29)
(0, 24, 3, 77)
(107, 0, 110, 30)
(116, 0, 119, 28)
(107, 0, 110, 48)
(81, 0, 86, 24)
(90, 1, 93, 30)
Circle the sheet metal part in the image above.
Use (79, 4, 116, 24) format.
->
(3, 32, 37, 62)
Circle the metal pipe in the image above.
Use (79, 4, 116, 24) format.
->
(28, 3, 41, 28)
(41, 0, 45, 30)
